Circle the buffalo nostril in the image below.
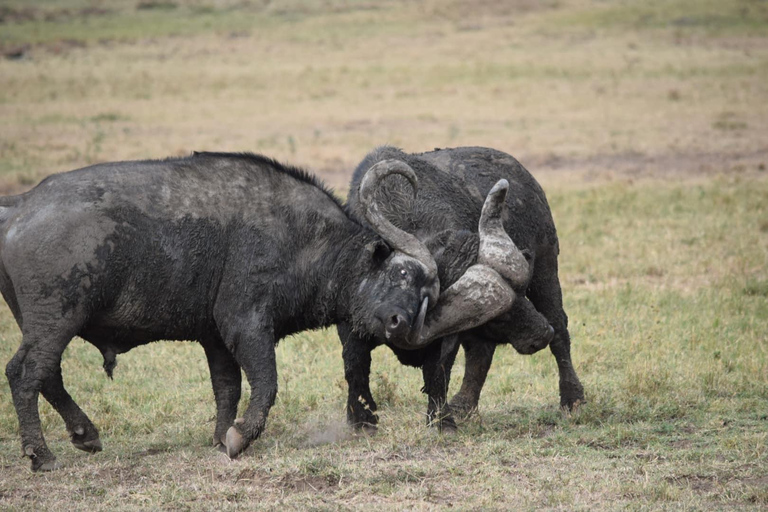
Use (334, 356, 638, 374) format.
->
(386, 314, 411, 338)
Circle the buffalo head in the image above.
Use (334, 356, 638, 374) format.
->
(354, 170, 536, 352)
(348, 160, 440, 350)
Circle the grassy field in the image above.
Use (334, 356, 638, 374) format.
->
(1, 0, 767, 509)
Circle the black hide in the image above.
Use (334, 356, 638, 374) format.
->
(339, 146, 584, 430)
(1, 152, 437, 471)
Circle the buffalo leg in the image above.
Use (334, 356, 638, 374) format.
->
(527, 251, 584, 410)
(449, 335, 496, 417)
(421, 335, 460, 432)
(6, 331, 73, 472)
(338, 322, 379, 431)
(218, 321, 278, 459)
(448, 297, 556, 416)
(40, 366, 102, 454)
(202, 340, 242, 449)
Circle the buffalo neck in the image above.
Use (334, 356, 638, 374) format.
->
(269, 218, 367, 339)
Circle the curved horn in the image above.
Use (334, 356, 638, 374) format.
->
(404, 265, 516, 349)
(478, 179, 530, 290)
(358, 159, 438, 281)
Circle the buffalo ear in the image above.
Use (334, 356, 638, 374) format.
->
(365, 239, 392, 266)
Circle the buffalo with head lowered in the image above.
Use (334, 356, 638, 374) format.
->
(340, 146, 585, 430)
(1, 152, 446, 471)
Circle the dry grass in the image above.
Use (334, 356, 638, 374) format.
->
(1, 0, 767, 509)
(1, 0, 766, 192)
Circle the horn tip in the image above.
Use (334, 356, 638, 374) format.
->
(490, 179, 509, 194)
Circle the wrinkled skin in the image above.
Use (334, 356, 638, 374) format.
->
(339, 146, 584, 431)
(0, 152, 439, 471)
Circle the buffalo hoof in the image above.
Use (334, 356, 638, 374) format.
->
(560, 382, 586, 412)
(26, 446, 61, 472)
(32, 458, 62, 472)
(427, 412, 458, 433)
(448, 396, 479, 419)
(437, 417, 458, 434)
(561, 397, 586, 414)
(347, 403, 379, 432)
(225, 420, 247, 459)
(427, 420, 458, 436)
(72, 438, 102, 453)
(357, 423, 378, 436)
(215, 435, 228, 454)
(71, 425, 103, 453)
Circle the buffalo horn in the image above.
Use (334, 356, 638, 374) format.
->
(406, 265, 516, 347)
(358, 159, 439, 281)
(478, 179, 530, 290)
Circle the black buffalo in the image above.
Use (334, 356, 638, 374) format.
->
(1, 152, 453, 472)
(340, 146, 585, 430)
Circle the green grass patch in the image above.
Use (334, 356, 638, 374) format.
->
(0, 0, 404, 49)
(0, 7, 263, 47)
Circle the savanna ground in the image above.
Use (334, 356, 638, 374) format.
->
(0, 0, 767, 509)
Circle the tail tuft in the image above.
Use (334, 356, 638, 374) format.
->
(102, 349, 117, 379)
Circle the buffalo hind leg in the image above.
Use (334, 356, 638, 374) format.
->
(5, 331, 73, 472)
(202, 340, 242, 451)
(527, 251, 584, 410)
(421, 336, 460, 432)
(40, 366, 102, 454)
(449, 335, 496, 418)
(338, 323, 379, 432)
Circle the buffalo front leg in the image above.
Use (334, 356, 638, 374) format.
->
(449, 335, 496, 418)
(448, 299, 554, 416)
(218, 322, 278, 459)
(40, 366, 102, 454)
(202, 340, 242, 450)
(421, 336, 460, 432)
(338, 322, 379, 432)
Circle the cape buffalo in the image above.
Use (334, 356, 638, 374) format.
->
(339, 146, 585, 430)
(1, 151, 521, 472)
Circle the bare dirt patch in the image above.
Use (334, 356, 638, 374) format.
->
(432, 0, 561, 21)
(0, 5, 112, 25)
(279, 472, 340, 493)
(525, 148, 768, 185)
(668, 439, 694, 449)
(233, 467, 270, 485)
(666, 474, 718, 492)
(738, 475, 768, 487)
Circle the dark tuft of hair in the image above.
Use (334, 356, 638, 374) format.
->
(191, 151, 343, 209)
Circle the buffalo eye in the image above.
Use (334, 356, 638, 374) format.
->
(522, 249, 533, 262)
(399, 269, 408, 279)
